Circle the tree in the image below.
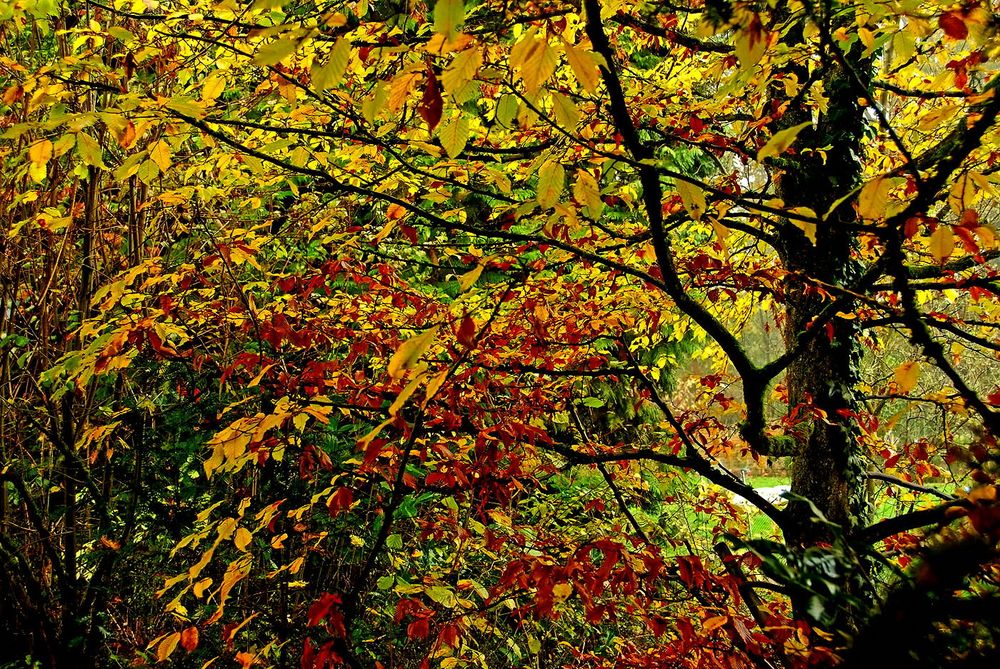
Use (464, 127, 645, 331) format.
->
(4, 0, 1000, 668)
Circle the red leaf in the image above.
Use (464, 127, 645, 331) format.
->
(307, 593, 342, 627)
(418, 71, 443, 131)
(457, 315, 476, 348)
(407, 617, 430, 640)
(939, 12, 969, 40)
(327, 487, 353, 518)
(180, 626, 199, 652)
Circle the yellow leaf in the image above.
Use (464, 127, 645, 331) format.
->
(457, 264, 483, 292)
(234, 527, 252, 551)
(53, 133, 75, 157)
(362, 83, 388, 123)
(28, 139, 52, 165)
(928, 225, 954, 263)
(426, 584, 457, 608)
(423, 368, 450, 405)
(894, 361, 920, 393)
(312, 37, 351, 92)
(388, 70, 421, 113)
(757, 121, 811, 162)
(76, 132, 105, 168)
(675, 180, 706, 221)
(388, 370, 427, 416)
(206, 559, 251, 625)
(254, 37, 299, 66)
(358, 417, 393, 448)
(434, 0, 465, 40)
(537, 161, 565, 209)
(550, 91, 580, 130)
(388, 327, 440, 379)
(563, 41, 600, 93)
(438, 115, 469, 159)
(703, 615, 728, 632)
(193, 577, 213, 598)
(441, 47, 482, 95)
(788, 206, 818, 244)
(157, 632, 181, 662)
(857, 175, 897, 220)
(216, 517, 237, 541)
(512, 30, 557, 94)
(574, 169, 603, 219)
(201, 74, 226, 102)
(552, 582, 573, 604)
(734, 23, 769, 70)
(149, 140, 172, 172)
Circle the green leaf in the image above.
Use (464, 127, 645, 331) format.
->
(425, 585, 457, 608)
(496, 94, 519, 128)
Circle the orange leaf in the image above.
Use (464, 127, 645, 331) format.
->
(180, 626, 199, 652)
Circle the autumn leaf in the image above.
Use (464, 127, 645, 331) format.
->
(254, 37, 300, 66)
(536, 161, 565, 209)
(180, 626, 199, 652)
(551, 91, 580, 130)
(388, 70, 421, 113)
(757, 122, 811, 162)
(418, 71, 443, 131)
(939, 12, 969, 40)
(156, 632, 180, 662)
(457, 264, 483, 292)
(76, 132, 105, 168)
(28, 139, 52, 165)
(857, 175, 900, 220)
(434, 0, 465, 40)
(388, 370, 427, 416)
(149, 140, 172, 172)
(675, 180, 707, 221)
(574, 169, 603, 219)
(512, 30, 557, 94)
(563, 41, 600, 93)
(234, 527, 252, 551)
(552, 582, 573, 604)
(894, 361, 920, 393)
(388, 327, 439, 380)
(312, 37, 351, 92)
(929, 225, 955, 263)
(441, 47, 482, 94)
(438, 115, 469, 158)
(201, 74, 226, 102)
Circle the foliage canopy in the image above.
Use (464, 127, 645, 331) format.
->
(4, 0, 1000, 668)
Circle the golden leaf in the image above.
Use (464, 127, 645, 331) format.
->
(894, 361, 920, 393)
(928, 225, 955, 263)
(756, 121, 811, 162)
(28, 139, 52, 165)
(156, 632, 181, 662)
(388, 327, 440, 379)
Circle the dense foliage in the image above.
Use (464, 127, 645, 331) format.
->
(3, 0, 1000, 668)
